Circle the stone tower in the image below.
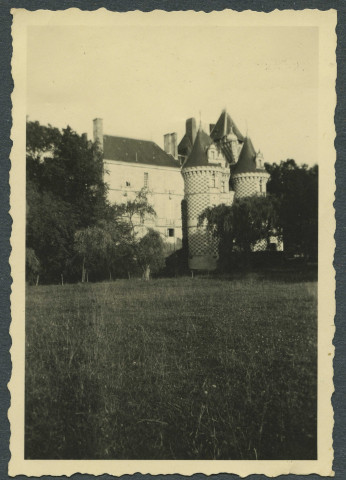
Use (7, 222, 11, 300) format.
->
(181, 127, 234, 271)
(232, 137, 270, 198)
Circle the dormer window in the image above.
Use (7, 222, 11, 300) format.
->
(208, 145, 218, 163)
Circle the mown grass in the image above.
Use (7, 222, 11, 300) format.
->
(25, 274, 317, 460)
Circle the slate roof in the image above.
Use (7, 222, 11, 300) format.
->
(177, 133, 193, 157)
(103, 135, 180, 168)
(182, 129, 213, 169)
(232, 137, 257, 174)
(210, 110, 245, 142)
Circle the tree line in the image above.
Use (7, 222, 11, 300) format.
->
(26, 120, 318, 283)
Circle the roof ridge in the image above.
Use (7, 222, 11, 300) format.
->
(104, 134, 156, 144)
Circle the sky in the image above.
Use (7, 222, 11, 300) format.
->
(27, 25, 319, 166)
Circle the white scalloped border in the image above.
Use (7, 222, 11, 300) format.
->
(8, 7, 336, 477)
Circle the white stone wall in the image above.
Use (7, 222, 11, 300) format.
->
(104, 159, 184, 248)
(182, 166, 233, 270)
(232, 172, 270, 198)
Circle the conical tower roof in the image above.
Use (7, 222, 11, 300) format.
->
(210, 109, 244, 142)
(232, 137, 257, 174)
(178, 134, 193, 157)
(182, 128, 213, 168)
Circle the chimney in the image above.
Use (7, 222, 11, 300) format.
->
(93, 118, 103, 150)
(82, 132, 88, 141)
(186, 118, 196, 145)
(164, 132, 178, 159)
(209, 124, 216, 134)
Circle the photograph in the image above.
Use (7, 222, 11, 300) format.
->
(8, 8, 335, 477)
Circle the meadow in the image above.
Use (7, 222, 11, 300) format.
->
(25, 272, 317, 460)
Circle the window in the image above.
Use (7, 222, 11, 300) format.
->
(211, 172, 216, 188)
(221, 181, 225, 193)
(144, 172, 149, 188)
(126, 181, 131, 187)
(168, 228, 175, 237)
(259, 178, 263, 193)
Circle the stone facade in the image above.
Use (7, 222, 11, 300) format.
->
(94, 118, 184, 251)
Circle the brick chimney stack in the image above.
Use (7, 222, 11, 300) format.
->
(93, 118, 103, 150)
(164, 132, 178, 159)
(186, 118, 197, 146)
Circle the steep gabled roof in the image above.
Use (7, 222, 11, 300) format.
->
(182, 128, 213, 169)
(210, 110, 245, 142)
(103, 135, 180, 168)
(232, 137, 257, 174)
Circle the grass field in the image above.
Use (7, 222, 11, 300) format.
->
(25, 273, 317, 460)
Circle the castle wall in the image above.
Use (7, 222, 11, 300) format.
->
(104, 159, 184, 248)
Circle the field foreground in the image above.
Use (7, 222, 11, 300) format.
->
(25, 274, 317, 460)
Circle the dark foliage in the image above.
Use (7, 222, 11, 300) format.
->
(199, 195, 280, 271)
(265, 159, 318, 260)
(26, 120, 110, 283)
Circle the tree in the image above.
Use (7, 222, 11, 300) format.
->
(26, 120, 110, 283)
(199, 195, 280, 269)
(112, 189, 158, 278)
(74, 218, 133, 282)
(113, 188, 156, 231)
(73, 190, 160, 282)
(265, 160, 318, 259)
(137, 229, 166, 280)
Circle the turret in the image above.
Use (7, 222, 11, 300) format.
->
(181, 127, 234, 271)
(231, 137, 269, 198)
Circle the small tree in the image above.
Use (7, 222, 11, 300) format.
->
(137, 229, 166, 280)
(74, 226, 111, 282)
(114, 188, 156, 231)
(113, 189, 158, 278)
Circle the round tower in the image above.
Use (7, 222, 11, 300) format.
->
(232, 137, 270, 198)
(181, 128, 234, 271)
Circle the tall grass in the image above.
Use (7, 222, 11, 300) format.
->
(25, 275, 317, 459)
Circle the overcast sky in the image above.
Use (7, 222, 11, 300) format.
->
(27, 25, 319, 166)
